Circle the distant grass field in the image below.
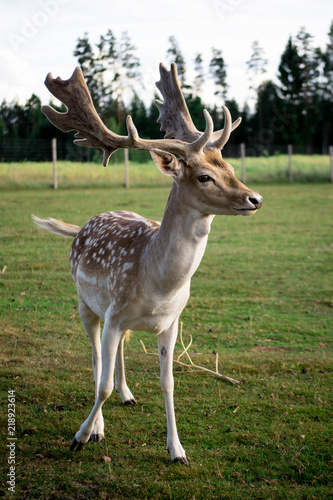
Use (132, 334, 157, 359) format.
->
(0, 153, 332, 189)
(0, 162, 332, 498)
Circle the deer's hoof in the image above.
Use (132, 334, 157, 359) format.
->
(90, 433, 104, 443)
(173, 456, 189, 466)
(123, 399, 137, 406)
(70, 437, 84, 452)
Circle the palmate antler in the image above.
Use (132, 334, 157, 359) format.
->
(42, 63, 241, 166)
(155, 63, 241, 149)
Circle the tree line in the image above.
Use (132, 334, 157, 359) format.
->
(1, 21, 332, 162)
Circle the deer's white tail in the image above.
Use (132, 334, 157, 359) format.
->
(32, 214, 81, 238)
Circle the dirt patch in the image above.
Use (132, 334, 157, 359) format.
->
(251, 345, 288, 352)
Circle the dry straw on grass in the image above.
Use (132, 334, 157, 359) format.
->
(140, 322, 240, 385)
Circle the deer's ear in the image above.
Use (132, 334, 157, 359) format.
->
(150, 149, 182, 177)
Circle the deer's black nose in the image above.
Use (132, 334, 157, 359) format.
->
(248, 195, 263, 209)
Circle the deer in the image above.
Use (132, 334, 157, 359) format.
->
(33, 62, 262, 466)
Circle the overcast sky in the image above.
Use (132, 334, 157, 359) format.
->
(0, 0, 332, 111)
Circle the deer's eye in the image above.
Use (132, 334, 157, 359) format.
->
(198, 175, 211, 183)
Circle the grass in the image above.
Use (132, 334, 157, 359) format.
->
(0, 161, 332, 498)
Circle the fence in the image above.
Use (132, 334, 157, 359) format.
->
(1, 138, 333, 188)
(0, 137, 149, 164)
(238, 143, 333, 184)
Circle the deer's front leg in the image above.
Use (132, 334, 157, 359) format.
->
(70, 322, 123, 451)
(158, 319, 189, 466)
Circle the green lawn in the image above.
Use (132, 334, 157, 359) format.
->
(0, 163, 332, 498)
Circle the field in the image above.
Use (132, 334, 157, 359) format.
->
(0, 158, 333, 499)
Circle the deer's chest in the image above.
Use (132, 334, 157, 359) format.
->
(124, 283, 191, 334)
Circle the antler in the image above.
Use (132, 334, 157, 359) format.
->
(155, 63, 242, 149)
(42, 64, 241, 166)
(155, 63, 201, 143)
(42, 67, 134, 166)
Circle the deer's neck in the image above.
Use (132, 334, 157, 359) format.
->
(145, 182, 214, 293)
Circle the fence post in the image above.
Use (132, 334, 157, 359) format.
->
(240, 143, 246, 183)
(52, 138, 57, 189)
(329, 145, 333, 183)
(124, 149, 129, 188)
(288, 144, 293, 183)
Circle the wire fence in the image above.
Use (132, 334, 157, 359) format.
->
(0, 137, 96, 163)
(0, 137, 330, 163)
(0, 138, 332, 188)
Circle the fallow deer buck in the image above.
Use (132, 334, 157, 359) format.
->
(33, 63, 262, 465)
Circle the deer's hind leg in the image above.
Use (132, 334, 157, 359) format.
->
(77, 296, 104, 442)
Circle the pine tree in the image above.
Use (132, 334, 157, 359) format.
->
(209, 48, 228, 102)
(322, 21, 333, 100)
(317, 20, 333, 152)
(296, 27, 320, 112)
(193, 53, 204, 96)
(278, 37, 303, 104)
(256, 81, 283, 151)
(224, 98, 242, 155)
(73, 33, 102, 110)
(76, 29, 141, 129)
(25, 94, 43, 138)
(246, 41, 268, 132)
(246, 41, 267, 88)
(119, 32, 141, 81)
(277, 37, 305, 147)
(186, 95, 206, 132)
(297, 27, 321, 150)
(166, 36, 187, 87)
(96, 29, 117, 107)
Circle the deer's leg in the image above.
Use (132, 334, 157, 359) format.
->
(115, 334, 137, 406)
(78, 297, 104, 442)
(158, 319, 188, 465)
(70, 316, 123, 451)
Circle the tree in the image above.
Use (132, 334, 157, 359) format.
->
(296, 27, 320, 112)
(317, 20, 333, 152)
(129, 91, 148, 135)
(119, 31, 141, 81)
(291, 27, 321, 151)
(209, 48, 228, 102)
(277, 37, 305, 147)
(73, 32, 103, 110)
(127, 91, 150, 162)
(166, 36, 187, 87)
(278, 36, 305, 105)
(187, 95, 206, 132)
(193, 53, 204, 96)
(75, 30, 141, 128)
(246, 41, 268, 131)
(223, 98, 242, 156)
(0, 100, 16, 138)
(24, 94, 43, 138)
(255, 81, 284, 152)
(96, 29, 117, 108)
(321, 21, 333, 99)
(147, 95, 164, 140)
(246, 41, 267, 88)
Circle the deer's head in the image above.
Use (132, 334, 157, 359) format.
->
(41, 63, 262, 216)
(150, 138, 262, 217)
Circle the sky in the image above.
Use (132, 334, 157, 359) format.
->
(0, 0, 332, 112)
